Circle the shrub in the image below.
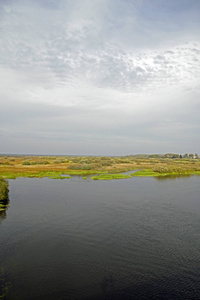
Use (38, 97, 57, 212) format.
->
(153, 166, 169, 173)
(22, 161, 31, 165)
(0, 178, 9, 201)
(68, 164, 83, 170)
(68, 164, 92, 170)
(32, 161, 50, 165)
(98, 160, 112, 166)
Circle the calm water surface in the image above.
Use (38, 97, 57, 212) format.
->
(1, 176, 200, 299)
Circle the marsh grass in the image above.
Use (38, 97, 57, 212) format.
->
(132, 168, 200, 177)
(0, 178, 9, 202)
(91, 174, 132, 180)
(0, 178, 9, 214)
(0, 156, 200, 179)
(50, 176, 71, 180)
(131, 170, 160, 177)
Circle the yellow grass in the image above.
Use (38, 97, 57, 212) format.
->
(0, 155, 200, 179)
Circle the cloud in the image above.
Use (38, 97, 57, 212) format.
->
(0, 0, 200, 154)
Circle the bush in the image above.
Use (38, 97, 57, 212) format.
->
(22, 161, 31, 165)
(98, 160, 112, 166)
(68, 164, 92, 170)
(68, 164, 83, 170)
(153, 166, 169, 173)
(0, 178, 9, 201)
(31, 161, 50, 165)
(153, 166, 188, 174)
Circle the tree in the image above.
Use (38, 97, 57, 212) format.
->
(189, 153, 194, 159)
(172, 154, 180, 158)
(164, 153, 179, 158)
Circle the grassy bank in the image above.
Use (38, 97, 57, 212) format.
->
(0, 155, 200, 180)
(91, 174, 132, 180)
(132, 167, 200, 177)
(0, 178, 9, 201)
(0, 178, 9, 212)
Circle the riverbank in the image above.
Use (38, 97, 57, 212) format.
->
(0, 178, 9, 212)
(0, 178, 9, 200)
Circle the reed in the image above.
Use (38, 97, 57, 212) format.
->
(91, 174, 132, 180)
(0, 155, 200, 179)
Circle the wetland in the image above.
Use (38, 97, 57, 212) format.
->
(0, 155, 200, 299)
(0, 154, 200, 180)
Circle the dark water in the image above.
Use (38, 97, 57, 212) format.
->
(1, 176, 200, 300)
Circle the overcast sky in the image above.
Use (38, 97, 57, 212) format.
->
(0, 0, 200, 155)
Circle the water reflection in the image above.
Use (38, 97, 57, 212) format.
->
(0, 268, 9, 300)
(2, 177, 200, 299)
(0, 197, 9, 223)
(155, 174, 192, 180)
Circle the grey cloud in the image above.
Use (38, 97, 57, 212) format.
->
(0, 0, 200, 154)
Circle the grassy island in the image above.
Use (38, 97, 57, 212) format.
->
(91, 174, 132, 180)
(0, 154, 200, 180)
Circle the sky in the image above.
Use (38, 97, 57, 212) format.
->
(0, 0, 200, 156)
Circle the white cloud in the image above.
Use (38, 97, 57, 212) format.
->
(0, 0, 200, 154)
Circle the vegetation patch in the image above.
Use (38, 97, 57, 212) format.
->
(131, 168, 199, 177)
(0, 178, 9, 212)
(50, 176, 71, 180)
(0, 178, 9, 202)
(131, 170, 161, 177)
(91, 174, 132, 180)
(0, 155, 200, 179)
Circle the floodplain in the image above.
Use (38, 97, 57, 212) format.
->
(0, 154, 200, 180)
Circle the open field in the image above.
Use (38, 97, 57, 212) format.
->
(0, 155, 200, 180)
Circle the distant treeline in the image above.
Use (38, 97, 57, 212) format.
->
(126, 153, 199, 159)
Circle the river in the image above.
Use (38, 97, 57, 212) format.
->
(1, 176, 200, 299)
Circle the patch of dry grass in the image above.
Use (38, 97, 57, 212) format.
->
(0, 155, 200, 179)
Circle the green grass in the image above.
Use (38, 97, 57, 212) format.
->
(1, 168, 200, 180)
(131, 169, 164, 176)
(131, 169, 200, 177)
(1, 155, 200, 179)
(0, 169, 108, 179)
(50, 176, 71, 179)
(0, 178, 9, 212)
(0, 178, 9, 201)
(91, 174, 132, 180)
(0, 203, 10, 212)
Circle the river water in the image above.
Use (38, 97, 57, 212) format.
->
(1, 176, 200, 299)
